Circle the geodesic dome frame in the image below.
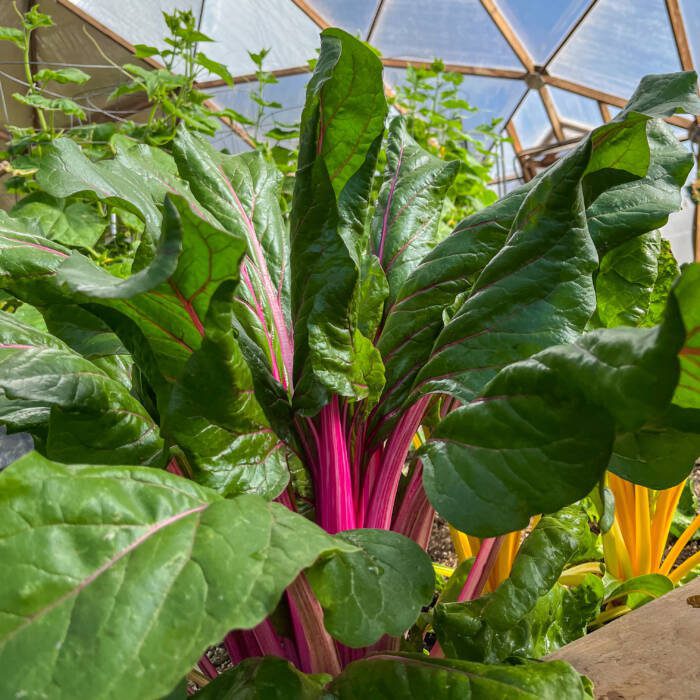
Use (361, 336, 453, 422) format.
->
(1, 0, 698, 259)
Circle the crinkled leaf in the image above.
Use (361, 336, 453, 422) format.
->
(34, 67, 90, 85)
(434, 575, 603, 664)
(0, 453, 354, 700)
(482, 507, 594, 630)
(194, 657, 329, 699)
(306, 528, 434, 647)
(290, 28, 387, 414)
(370, 116, 458, 308)
(163, 284, 290, 498)
(172, 128, 293, 396)
(0, 311, 160, 464)
(11, 192, 106, 248)
(414, 142, 596, 404)
(327, 654, 594, 699)
(423, 275, 689, 535)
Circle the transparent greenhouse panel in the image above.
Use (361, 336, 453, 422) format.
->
(550, 87, 602, 129)
(309, 0, 379, 38)
(371, 0, 521, 68)
(72, 0, 197, 54)
(497, 0, 591, 65)
(679, 0, 700, 67)
(511, 89, 550, 149)
(549, 0, 682, 97)
(209, 72, 309, 141)
(383, 68, 526, 134)
(200, 0, 321, 75)
(662, 153, 696, 264)
(210, 125, 253, 155)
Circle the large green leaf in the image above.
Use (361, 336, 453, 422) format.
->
(172, 128, 294, 393)
(422, 273, 690, 535)
(372, 72, 697, 444)
(162, 284, 291, 498)
(327, 654, 593, 699)
(434, 575, 603, 664)
(194, 657, 329, 699)
(0, 454, 345, 700)
(481, 507, 593, 630)
(306, 528, 434, 647)
(195, 654, 593, 700)
(370, 117, 458, 308)
(290, 28, 387, 414)
(372, 185, 527, 443)
(0, 311, 161, 465)
(11, 192, 106, 248)
(36, 135, 196, 266)
(413, 142, 596, 404)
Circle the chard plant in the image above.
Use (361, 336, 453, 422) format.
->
(0, 29, 699, 698)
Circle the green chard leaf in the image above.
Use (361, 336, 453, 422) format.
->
(413, 140, 596, 404)
(434, 507, 603, 663)
(372, 71, 696, 444)
(0, 311, 161, 465)
(0, 454, 344, 700)
(194, 657, 329, 699)
(306, 528, 434, 647)
(196, 655, 593, 700)
(290, 28, 387, 415)
(327, 655, 593, 700)
(11, 192, 106, 248)
(423, 263, 697, 536)
(171, 127, 294, 401)
(370, 116, 458, 308)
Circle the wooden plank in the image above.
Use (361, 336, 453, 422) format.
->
(479, 0, 534, 72)
(549, 577, 700, 699)
(381, 57, 526, 80)
(539, 86, 565, 141)
(289, 0, 329, 29)
(598, 102, 612, 123)
(665, 0, 694, 71)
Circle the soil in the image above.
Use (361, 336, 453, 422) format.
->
(428, 516, 457, 567)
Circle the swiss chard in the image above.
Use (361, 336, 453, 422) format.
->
(0, 27, 698, 699)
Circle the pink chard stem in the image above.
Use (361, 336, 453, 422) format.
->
(458, 536, 504, 602)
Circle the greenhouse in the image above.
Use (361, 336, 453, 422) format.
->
(0, 1, 698, 698)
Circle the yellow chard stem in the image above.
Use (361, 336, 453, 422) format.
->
(449, 526, 473, 564)
(634, 484, 652, 575)
(669, 549, 700, 584)
(660, 512, 700, 576)
(650, 482, 685, 571)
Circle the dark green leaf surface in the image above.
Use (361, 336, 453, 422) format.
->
(11, 192, 106, 247)
(0, 453, 350, 700)
(195, 657, 329, 700)
(290, 28, 387, 414)
(423, 287, 688, 535)
(414, 142, 596, 403)
(435, 575, 603, 664)
(172, 128, 293, 392)
(0, 311, 161, 465)
(482, 507, 593, 630)
(328, 654, 594, 699)
(370, 117, 458, 307)
(306, 528, 434, 647)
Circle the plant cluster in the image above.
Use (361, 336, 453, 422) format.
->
(0, 26, 699, 700)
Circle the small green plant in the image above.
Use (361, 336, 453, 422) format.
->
(391, 59, 504, 228)
(111, 9, 247, 145)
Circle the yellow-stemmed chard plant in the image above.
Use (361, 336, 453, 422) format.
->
(604, 472, 700, 585)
